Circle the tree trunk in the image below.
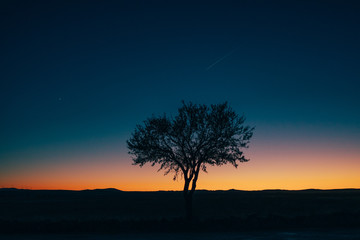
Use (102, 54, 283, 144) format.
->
(183, 178, 198, 221)
(183, 177, 194, 222)
(183, 167, 200, 222)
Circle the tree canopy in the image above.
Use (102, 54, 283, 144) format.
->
(127, 101, 254, 220)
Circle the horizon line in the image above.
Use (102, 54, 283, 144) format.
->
(1, 187, 359, 192)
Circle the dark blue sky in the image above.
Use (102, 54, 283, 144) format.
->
(1, 1, 359, 189)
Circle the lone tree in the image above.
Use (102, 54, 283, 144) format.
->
(127, 102, 254, 221)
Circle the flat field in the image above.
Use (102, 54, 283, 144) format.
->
(1, 188, 359, 238)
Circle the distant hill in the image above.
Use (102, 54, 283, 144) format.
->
(2, 187, 359, 193)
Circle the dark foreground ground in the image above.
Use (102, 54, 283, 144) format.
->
(2, 230, 360, 240)
(1, 188, 360, 239)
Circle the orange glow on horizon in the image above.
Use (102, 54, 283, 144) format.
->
(1, 144, 360, 191)
(0, 139, 360, 191)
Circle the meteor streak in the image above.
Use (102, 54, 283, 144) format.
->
(206, 49, 237, 71)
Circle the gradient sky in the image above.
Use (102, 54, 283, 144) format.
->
(1, 0, 359, 190)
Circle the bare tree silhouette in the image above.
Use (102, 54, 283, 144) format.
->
(127, 102, 254, 221)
